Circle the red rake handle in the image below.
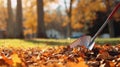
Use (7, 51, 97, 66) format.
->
(109, 3, 120, 19)
(88, 3, 120, 48)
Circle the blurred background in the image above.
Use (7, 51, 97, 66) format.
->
(0, 0, 120, 39)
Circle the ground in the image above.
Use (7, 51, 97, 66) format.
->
(0, 38, 120, 67)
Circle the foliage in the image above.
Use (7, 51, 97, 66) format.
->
(0, 0, 7, 30)
(23, 0, 37, 36)
(21, 0, 120, 37)
(72, 0, 120, 33)
(72, 0, 107, 31)
(0, 43, 120, 66)
(0, 0, 119, 38)
(23, 0, 63, 37)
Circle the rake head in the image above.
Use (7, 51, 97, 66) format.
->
(70, 36, 95, 50)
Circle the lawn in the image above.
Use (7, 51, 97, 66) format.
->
(0, 38, 120, 67)
(0, 38, 120, 48)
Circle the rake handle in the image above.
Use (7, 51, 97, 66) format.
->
(89, 3, 120, 47)
(109, 3, 120, 19)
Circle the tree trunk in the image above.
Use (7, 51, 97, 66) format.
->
(106, 0, 115, 37)
(15, 0, 24, 38)
(7, 0, 15, 38)
(64, 0, 73, 38)
(36, 0, 47, 38)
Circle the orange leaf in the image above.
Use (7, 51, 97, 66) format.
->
(1, 53, 13, 65)
(109, 61, 115, 67)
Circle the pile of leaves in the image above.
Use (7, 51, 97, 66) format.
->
(0, 44, 120, 67)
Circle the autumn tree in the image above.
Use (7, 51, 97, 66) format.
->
(104, 0, 120, 37)
(7, 0, 15, 38)
(45, 10, 67, 37)
(36, 0, 47, 38)
(0, 0, 7, 38)
(15, 0, 24, 38)
(0, 0, 7, 30)
(89, 0, 120, 37)
(23, 0, 37, 38)
(23, 0, 58, 38)
(64, 0, 73, 38)
(72, 0, 106, 34)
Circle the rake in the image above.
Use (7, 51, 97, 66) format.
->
(70, 3, 120, 50)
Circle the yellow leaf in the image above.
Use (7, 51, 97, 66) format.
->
(11, 53, 22, 67)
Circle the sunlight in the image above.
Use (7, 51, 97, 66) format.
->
(4, 0, 17, 8)
(11, 0, 17, 8)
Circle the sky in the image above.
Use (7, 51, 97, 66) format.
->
(6, 0, 71, 9)
(11, 0, 17, 8)
(4, 0, 77, 12)
(3, 0, 17, 8)
(45, 0, 77, 11)
(50, 0, 77, 10)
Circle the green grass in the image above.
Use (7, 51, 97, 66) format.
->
(0, 39, 50, 49)
(0, 38, 120, 48)
(95, 38, 120, 45)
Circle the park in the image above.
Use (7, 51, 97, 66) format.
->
(0, 0, 120, 67)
